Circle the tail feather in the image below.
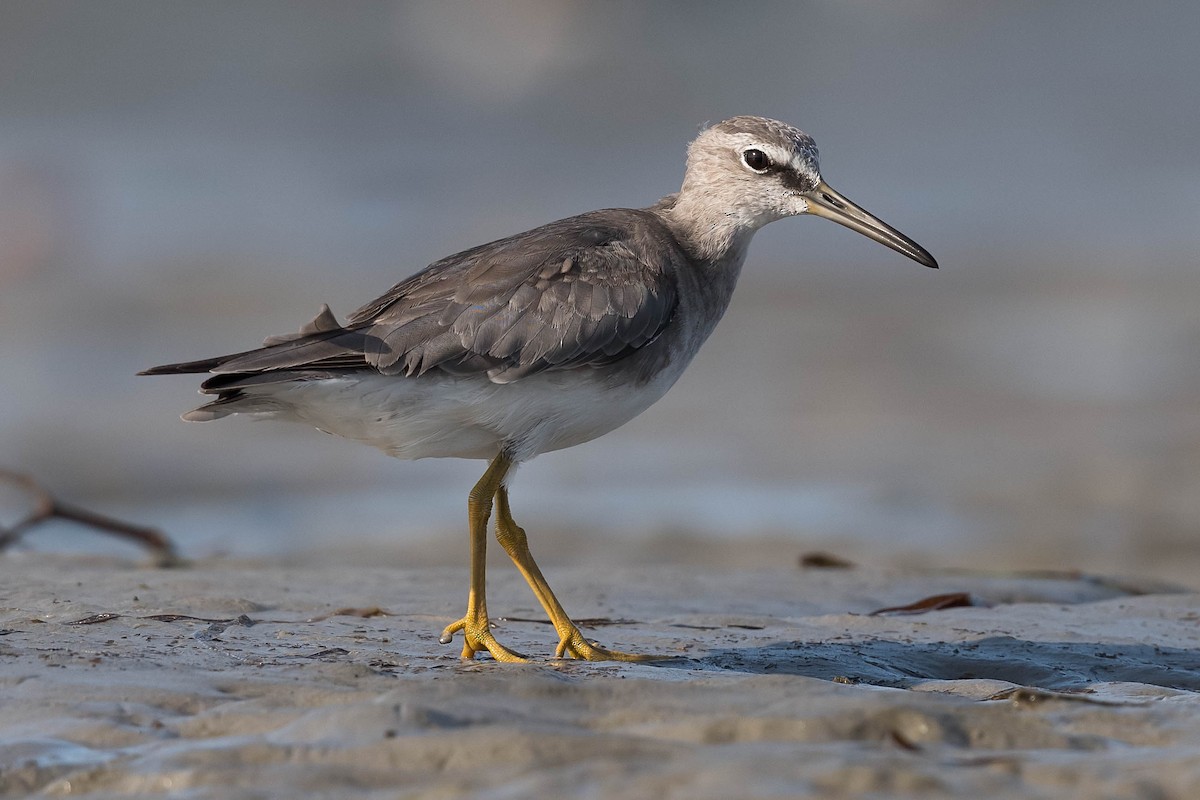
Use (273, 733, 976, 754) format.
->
(139, 305, 368, 377)
(139, 304, 368, 422)
(138, 356, 230, 376)
(180, 391, 287, 422)
(211, 330, 368, 375)
(198, 369, 352, 394)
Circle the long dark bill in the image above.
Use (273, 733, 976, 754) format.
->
(803, 181, 938, 269)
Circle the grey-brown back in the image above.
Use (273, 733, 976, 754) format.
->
(140, 208, 689, 394)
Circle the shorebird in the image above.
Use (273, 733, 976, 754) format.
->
(142, 116, 936, 662)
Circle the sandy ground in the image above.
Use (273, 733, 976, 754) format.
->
(1, 552, 1199, 799)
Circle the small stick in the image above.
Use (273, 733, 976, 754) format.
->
(0, 469, 181, 566)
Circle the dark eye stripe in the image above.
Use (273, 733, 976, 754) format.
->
(780, 169, 817, 193)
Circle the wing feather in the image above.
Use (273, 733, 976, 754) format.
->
(354, 209, 680, 381)
(142, 209, 682, 391)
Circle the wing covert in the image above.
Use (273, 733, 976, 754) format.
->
(352, 210, 680, 384)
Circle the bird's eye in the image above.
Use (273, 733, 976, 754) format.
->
(742, 148, 771, 172)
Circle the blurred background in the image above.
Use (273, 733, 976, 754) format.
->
(2, 2, 1198, 584)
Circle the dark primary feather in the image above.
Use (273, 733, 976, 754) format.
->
(141, 209, 683, 392)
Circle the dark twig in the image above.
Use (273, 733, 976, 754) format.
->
(0, 469, 181, 566)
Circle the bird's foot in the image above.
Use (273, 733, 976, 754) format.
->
(439, 616, 528, 662)
(553, 625, 665, 662)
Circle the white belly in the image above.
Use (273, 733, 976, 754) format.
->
(251, 366, 682, 462)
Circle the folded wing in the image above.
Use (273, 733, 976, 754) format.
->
(140, 209, 682, 408)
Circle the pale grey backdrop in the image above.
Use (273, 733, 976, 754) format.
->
(2, 2, 1198, 580)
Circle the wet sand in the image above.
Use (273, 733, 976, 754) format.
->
(2, 552, 1198, 798)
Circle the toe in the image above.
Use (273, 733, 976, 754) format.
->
(440, 616, 528, 662)
(557, 629, 664, 662)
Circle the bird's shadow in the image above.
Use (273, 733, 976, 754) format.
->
(655, 635, 1200, 692)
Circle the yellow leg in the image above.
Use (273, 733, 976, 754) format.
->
(493, 485, 661, 662)
(438, 454, 527, 662)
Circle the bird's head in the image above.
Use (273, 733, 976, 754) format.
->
(681, 116, 937, 268)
